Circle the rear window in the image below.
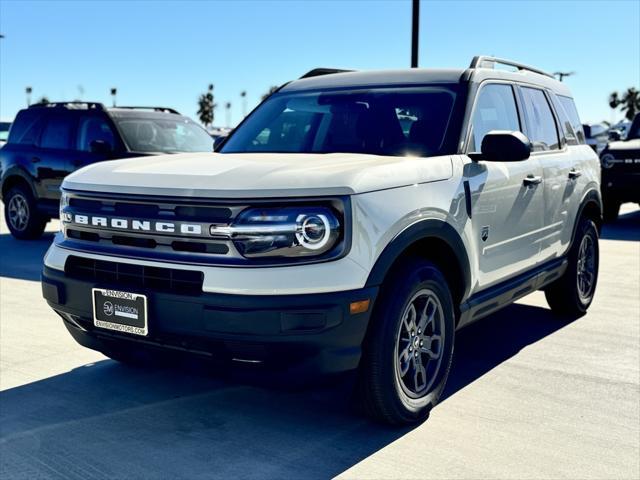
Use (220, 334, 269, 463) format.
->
(0, 122, 10, 142)
(221, 86, 459, 157)
(7, 110, 43, 145)
(558, 96, 585, 144)
(550, 94, 578, 146)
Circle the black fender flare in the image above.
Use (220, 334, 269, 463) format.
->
(573, 188, 603, 240)
(364, 219, 472, 301)
(1, 166, 38, 199)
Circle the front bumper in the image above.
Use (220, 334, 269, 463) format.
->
(42, 266, 378, 375)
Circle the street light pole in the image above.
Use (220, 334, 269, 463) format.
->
(553, 71, 575, 82)
(240, 91, 247, 117)
(411, 0, 420, 68)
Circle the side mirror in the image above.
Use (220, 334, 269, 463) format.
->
(608, 130, 621, 141)
(89, 140, 112, 155)
(473, 130, 531, 162)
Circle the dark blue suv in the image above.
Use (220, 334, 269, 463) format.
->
(0, 102, 213, 239)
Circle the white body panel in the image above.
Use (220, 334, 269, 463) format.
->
(62, 152, 453, 198)
(464, 155, 545, 289)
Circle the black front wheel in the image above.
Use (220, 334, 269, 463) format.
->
(545, 218, 599, 318)
(357, 259, 455, 425)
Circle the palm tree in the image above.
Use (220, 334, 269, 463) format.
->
(25, 86, 32, 106)
(609, 88, 640, 121)
(197, 84, 215, 128)
(110, 88, 117, 107)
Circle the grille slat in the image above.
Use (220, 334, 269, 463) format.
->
(66, 256, 203, 295)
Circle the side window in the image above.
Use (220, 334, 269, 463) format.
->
(550, 94, 577, 146)
(558, 96, 585, 144)
(77, 116, 116, 151)
(469, 84, 520, 152)
(40, 115, 75, 150)
(520, 87, 560, 151)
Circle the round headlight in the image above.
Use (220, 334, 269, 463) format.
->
(230, 206, 341, 259)
(296, 214, 331, 250)
(601, 153, 615, 169)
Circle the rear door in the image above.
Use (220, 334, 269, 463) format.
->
(35, 111, 78, 202)
(464, 82, 545, 290)
(518, 86, 575, 262)
(544, 93, 591, 258)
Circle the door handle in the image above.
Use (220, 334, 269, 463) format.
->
(523, 175, 543, 187)
(31, 156, 41, 163)
(568, 169, 582, 179)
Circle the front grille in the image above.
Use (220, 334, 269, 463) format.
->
(65, 256, 204, 295)
(68, 196, 233, 223)
(62, 192, 243, 260)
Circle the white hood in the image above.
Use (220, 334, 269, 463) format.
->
(62, 152, 453, 198)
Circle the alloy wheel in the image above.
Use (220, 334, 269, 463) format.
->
(577, 234, 596, 302)
(394, 289, 445, 399)
(8, 193, 30, 232)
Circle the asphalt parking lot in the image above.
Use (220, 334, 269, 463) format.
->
(1, 205, 638, 480)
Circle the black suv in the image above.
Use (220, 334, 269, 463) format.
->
(599, 113, 640, 221)
(0, 102, 213, 239)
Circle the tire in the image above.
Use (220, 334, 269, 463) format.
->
(4, 185, 47, 239)
(545, 218, 599, 318)
(602, 197, 620, 222)
(357, 258, 455, 425)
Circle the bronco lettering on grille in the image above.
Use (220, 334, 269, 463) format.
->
(63, 213, 203, 235)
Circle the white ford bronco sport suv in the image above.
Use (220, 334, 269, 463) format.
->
(42, 56, 602, 425)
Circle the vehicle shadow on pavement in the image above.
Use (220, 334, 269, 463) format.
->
(0, 232, 55, 281)
(0, 303, 567, 479)
(600, 208, 640, 242)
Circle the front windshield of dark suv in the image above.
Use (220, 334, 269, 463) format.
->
(113, 113, 213, 153)
(221, 86, 458, 157)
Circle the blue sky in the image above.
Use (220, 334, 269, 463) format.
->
(1, 0, 638, 125)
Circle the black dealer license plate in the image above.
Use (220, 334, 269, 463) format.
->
(92, 288, 148, 336)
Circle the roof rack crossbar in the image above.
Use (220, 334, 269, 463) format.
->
(28, 101, 106, 110)
(114, 106, 180, 114)
(299, 68, 354, 79)
(469, 56, 555, 79)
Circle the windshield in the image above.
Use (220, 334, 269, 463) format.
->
(115, 115, 213, 153)
(627, 114, 640, 140)
(221, 86, 458, 157)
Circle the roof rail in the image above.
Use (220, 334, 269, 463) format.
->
(28, 101, 106, 110)
(113, 106, 181, 114)
(469, 56, 555, 79)
(299, 68, 354, 79)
